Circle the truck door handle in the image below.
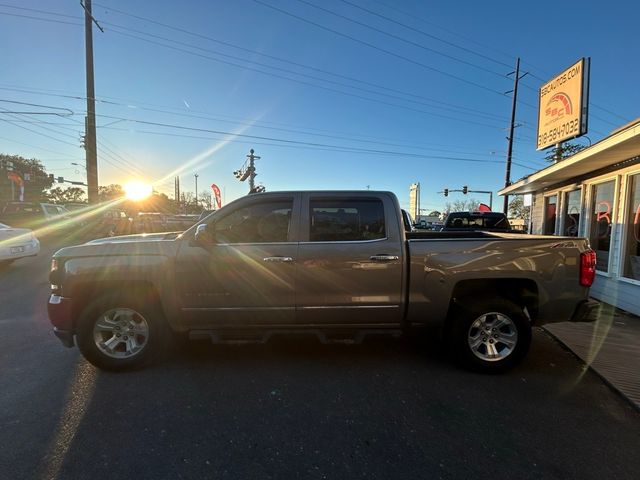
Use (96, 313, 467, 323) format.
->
(369, 255, 399, 262)
(263, 256, 294, 263)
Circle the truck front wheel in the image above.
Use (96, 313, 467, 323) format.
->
(76, 294, 170, 371)
(449, 297, 532, 373)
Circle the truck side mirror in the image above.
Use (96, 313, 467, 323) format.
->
(194, 223, 215, 248)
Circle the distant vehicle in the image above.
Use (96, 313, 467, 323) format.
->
(165, 214, 199, 231)
(443, 211, 512, 232)
(198, 209, 215, 222)
(63, 203, 88, 212)
(134, 212, 168, 233)
(0, 222, 40, 265)
(0, 202, 74, 237)
(96, 209, 132, 237)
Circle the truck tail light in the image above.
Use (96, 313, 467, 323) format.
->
(580, 250, 596, 287)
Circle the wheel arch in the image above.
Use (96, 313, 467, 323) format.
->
(71, 280, 165, 331)
(448, 278, 539, 323)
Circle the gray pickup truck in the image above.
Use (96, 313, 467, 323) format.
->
(48, 191, 597, 372)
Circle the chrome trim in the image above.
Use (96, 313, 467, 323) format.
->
(369, 255, 399, 262)
(182, 307, 295, 312)
(263, 256, 294, 262)
(214, 241, 298, 246)
(298, 305, 399, 310)
(299, 237, 388, 245)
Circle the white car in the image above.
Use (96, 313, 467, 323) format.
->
(0, 222, 40, 264)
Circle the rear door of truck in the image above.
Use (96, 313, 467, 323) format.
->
(294, 192, 405, 325)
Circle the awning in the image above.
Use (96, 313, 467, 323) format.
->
(499, 119, 640, 196)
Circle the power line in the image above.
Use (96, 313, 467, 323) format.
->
(294, 0, 508, 79)
(90, 113, 546, 169)
(2, 110, 145, 179)
(250, 0, 505, 96)
(93, 1, 507, 121)
(0, 10, 82, 26)
(0, 84, 520, 158)
(105, 26, 510, 130)
(1, 2, 511, 125)
(338, 0, 515, 70)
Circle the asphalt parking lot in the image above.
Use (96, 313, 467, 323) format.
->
(1, 242, 639, 480)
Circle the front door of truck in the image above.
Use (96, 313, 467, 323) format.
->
(175, 194, 300, 326)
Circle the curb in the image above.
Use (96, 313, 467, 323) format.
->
(541, 326, 640, 413)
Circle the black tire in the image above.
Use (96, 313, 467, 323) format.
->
(76, 293, 171, 371)
(448, 297, 532, 373)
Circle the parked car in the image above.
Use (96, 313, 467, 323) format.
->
(0, 202, 74, 238)
(133, 212, 168, 233)
(0, 222, 40, 265)
(48, 191, 597, 372)
(96, 209, 133, 237)
(442, 211, 512, 232)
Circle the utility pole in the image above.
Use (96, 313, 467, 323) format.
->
(503, 57, 527, 214)
(247, 149, 260, 192)
(194, 173, 199, 207)
(82, 0, 102, 204)
(234, 148, 263, 193)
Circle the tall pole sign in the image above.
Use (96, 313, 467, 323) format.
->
(537, 58, 590, 151)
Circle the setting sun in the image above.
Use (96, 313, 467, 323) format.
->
(123, 182, 153, 201)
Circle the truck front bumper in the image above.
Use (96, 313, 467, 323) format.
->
(48, 295, 75, 348)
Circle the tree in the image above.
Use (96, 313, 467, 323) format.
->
(199, 190, 213, 210)
(544, 142, 586, 163)
(47, 187, 86, 204)
(0, 153, 54, 203)
(98, 184, 125, 202)
(508, 196, 530, 220)
(444, 198, 481, 213)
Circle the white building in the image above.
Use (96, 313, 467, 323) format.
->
(408, 183, 420, 220)
(499, 119, 640, 316)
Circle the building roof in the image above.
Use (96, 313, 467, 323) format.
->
(499, 118, 640, 196)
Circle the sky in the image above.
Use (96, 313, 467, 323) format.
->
(1, 0, 639, 213)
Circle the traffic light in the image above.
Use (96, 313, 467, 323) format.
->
(462, 185, 468, 195)
(443, 188, 448, 197)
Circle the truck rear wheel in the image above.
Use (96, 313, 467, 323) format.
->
(76, 294, 170, 371)
(449, 297, 531, 373)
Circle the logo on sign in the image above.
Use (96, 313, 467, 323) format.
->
(545, 93, 573, 123)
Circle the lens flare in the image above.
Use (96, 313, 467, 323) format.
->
(123, 182, 152, 201)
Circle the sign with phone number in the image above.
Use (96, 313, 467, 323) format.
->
(536, 58, 589, 150)
(537, 118, 581, 147)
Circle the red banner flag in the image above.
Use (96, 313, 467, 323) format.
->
(478, 203, 491, 212)
(211, 183, 221, 209)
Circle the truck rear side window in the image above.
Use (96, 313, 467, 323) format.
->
(309, 198, 385, 242)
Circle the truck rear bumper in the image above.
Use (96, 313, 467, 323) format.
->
(570, 299, 600, 323)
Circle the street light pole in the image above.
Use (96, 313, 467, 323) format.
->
(194, 173, 199, 207)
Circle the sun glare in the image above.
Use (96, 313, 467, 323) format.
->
(123, 182, 153, 201)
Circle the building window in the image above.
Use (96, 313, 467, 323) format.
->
(623, 174, 640, 280)
(543, 195, 557, 235)
(589, 180, 615, 272)
(563, 189, 581, 236)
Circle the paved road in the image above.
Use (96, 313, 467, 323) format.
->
(1, 240, 639, 480)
